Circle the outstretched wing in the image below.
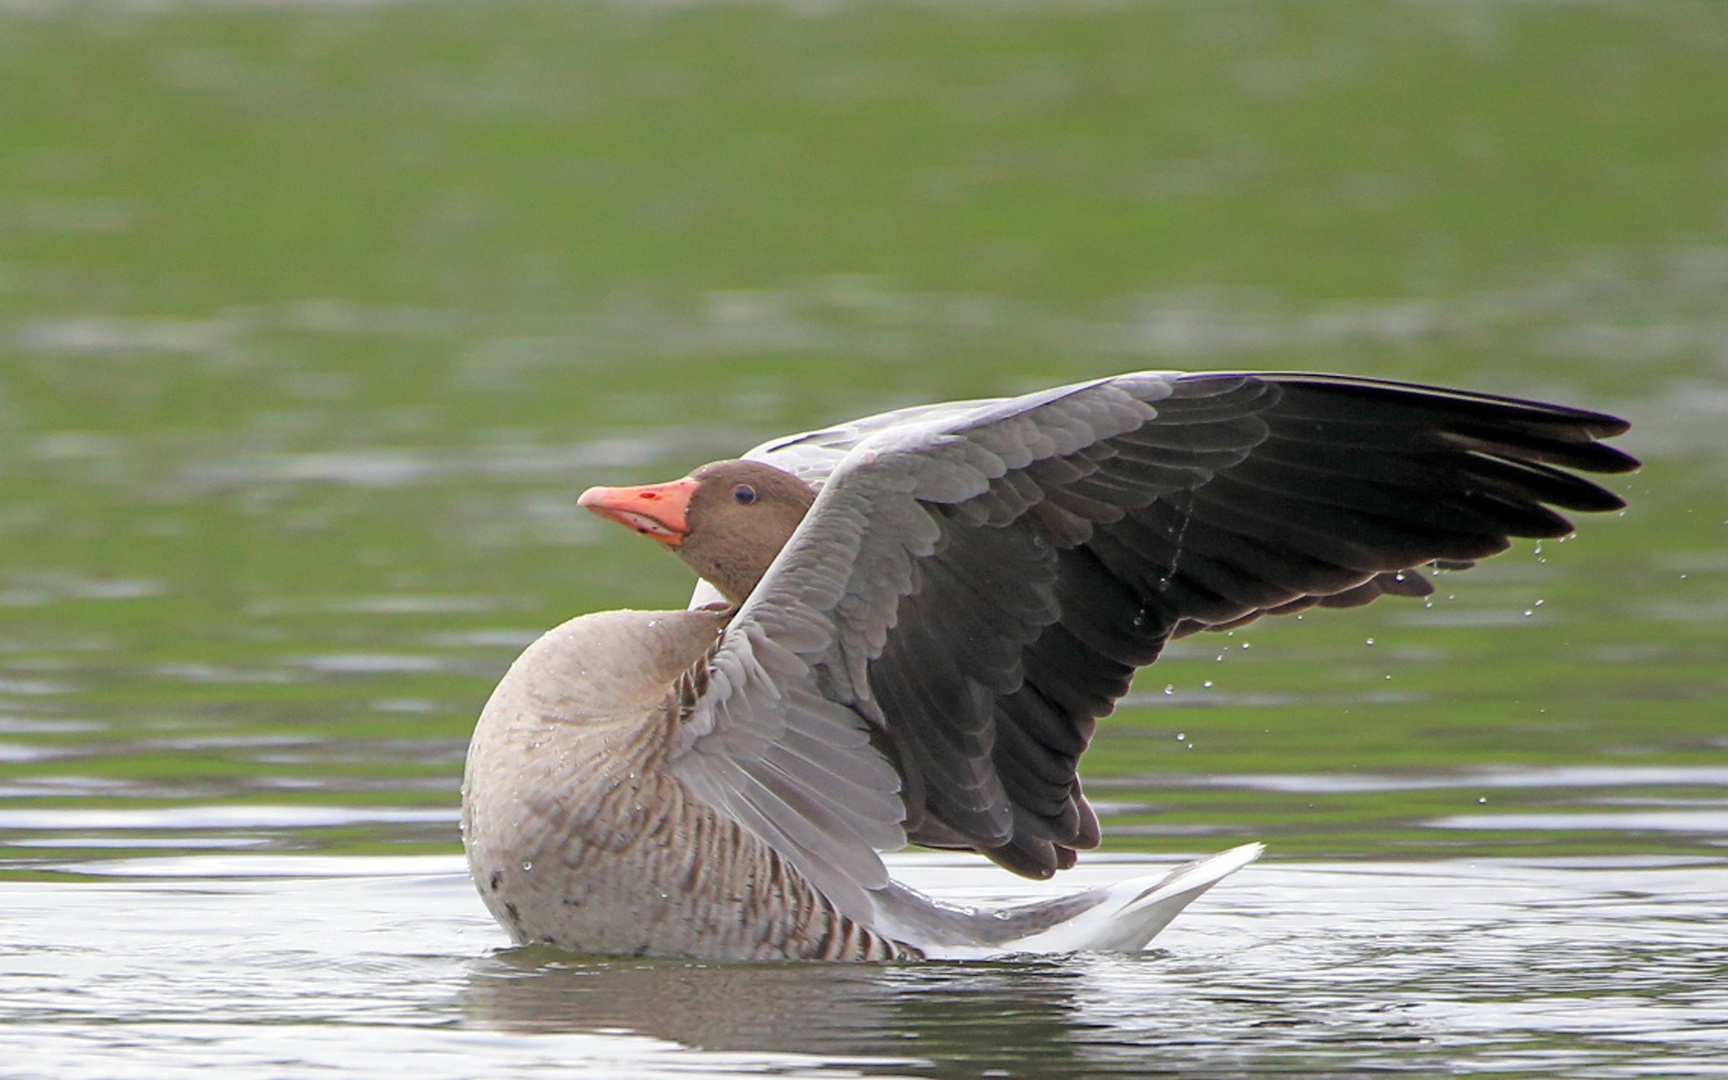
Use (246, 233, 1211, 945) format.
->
(671, 371, 1637, 918)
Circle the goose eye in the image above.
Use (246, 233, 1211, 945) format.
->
(731, 484, 757, 506)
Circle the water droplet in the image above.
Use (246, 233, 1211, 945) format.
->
(1365, 637, 1375, 646)
(1176, 732, 1185, 741)
(1477, 797, 1487, 805)
(1202, 680, 1213, 688)
(521, 860, 533, 872)
(1241, 642, 1250, 650)
(1163, 684, 1174, 695)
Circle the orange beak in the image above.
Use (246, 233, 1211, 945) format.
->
(578, 477, 699, 547)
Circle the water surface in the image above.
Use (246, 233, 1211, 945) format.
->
(6, 852, 1725, 1078)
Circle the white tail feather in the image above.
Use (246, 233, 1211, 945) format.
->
(999, 843, 1264, 955)
(881, 843, 1263, 960)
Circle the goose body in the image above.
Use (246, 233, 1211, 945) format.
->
(461, 371, 1636, 961)
(463, 607, 918, 960)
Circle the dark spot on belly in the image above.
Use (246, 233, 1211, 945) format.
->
(504, 901, 521, 926)
(488, 870, 503, 892)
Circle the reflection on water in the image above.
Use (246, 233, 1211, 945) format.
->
(3, 853, 1723, 1079)
(465, 955, 922, 1057)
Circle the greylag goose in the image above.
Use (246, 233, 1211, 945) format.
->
(461, 371, 1636, 961)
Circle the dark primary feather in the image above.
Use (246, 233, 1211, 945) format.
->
(862, 373, 1636, 877)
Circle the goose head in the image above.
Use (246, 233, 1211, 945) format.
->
(578, 460, 816, 604)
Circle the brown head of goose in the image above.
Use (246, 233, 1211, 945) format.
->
(578, 460, 818, 604)
(460, 371, 1637, 961)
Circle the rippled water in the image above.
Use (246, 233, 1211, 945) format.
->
(6, 852, 1725, 1079)
(4, 0, 1727, 1075)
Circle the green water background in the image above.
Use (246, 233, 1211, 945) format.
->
(2, 0, 1724, 871)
